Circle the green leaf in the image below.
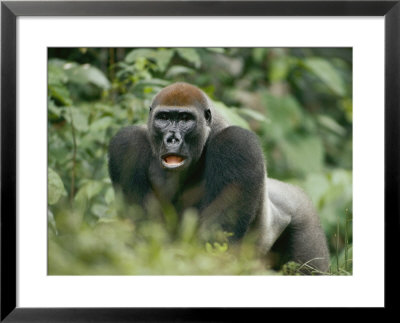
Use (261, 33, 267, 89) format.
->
(65, 64, 111, 90)
(89, 116, 113, 132)
(48, 83, 73, 106)
(281, 136, 324, 174)
(213, 101, 250, 129)
(303, 57, 346, 96)
(104, 187, 115, 205)
(179, 208, 199, 242)
(48, 59, 68, 85)
(134, 79, 170, 88)
(214, 242, 228, 253)
(205, 242, 213, 253)
(91, 204, 109, 218)
(125, 49, 156, 63)
(153, 49, 174, 72)
(302, 173, 331, 207)
(48, 168, 66, 205)
(75, 180, 104, 203)
(340, 98, 353, 122)
(252, 48, 268, 64)
(48, 99, 62, 117)
(261, 92, 303, 139)
(176, 48, 201, 68)
(237, 108, 270, 123)
(205, 241, 228, 254)
(269, 56, 292, 82)
(317, 115, 346, 136)
(165, 65, 195, 78)
(48, 209, 58, 234)
(206, 48, 225, 54)
(65, 107, 89, 132)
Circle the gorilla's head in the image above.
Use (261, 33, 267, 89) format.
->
(148, 83, 212, 171)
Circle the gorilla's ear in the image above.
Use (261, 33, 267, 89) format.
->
(204, 109, 212, 125)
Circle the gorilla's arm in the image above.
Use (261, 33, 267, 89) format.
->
(199, 126, 266, 241)
(108, 125, 152, 206)
(267, 178, 330, 272)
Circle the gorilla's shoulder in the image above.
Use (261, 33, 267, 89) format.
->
(110, 125, 149, 149)
(209, 126, 263, 157)
(108, 125, 151, 170)
(206, 126, 265, 180)
(111, 124, 148, 139)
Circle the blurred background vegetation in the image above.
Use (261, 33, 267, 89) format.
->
(48, 48, 352, 275)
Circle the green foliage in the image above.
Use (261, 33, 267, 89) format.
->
(49, 202, 272, 275)
(48, 167, 67, 205)
(302, 57, 347, 96)
(48, 47, 352, 275)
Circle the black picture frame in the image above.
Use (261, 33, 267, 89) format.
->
(1, 1, 398, 321)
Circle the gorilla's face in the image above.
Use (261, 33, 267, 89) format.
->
(148, 83, 212, 172)
(149, 106, 211, 171)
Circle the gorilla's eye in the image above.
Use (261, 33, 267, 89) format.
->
(156, 112, 169, 121)
(180, 113, 192, 122)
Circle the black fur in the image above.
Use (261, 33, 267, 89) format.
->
(108, 126, 152, 205)
(201, 126, 265, 240)
(108, 124, 265, 241)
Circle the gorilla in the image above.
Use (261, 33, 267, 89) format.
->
(108, 82, 329, 273)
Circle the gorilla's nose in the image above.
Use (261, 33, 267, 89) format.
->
(165, 131, 182, 146)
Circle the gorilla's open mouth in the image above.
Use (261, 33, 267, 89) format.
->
(161, 154, 186, 169)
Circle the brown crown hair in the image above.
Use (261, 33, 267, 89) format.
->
(151, 83, 208, 109)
